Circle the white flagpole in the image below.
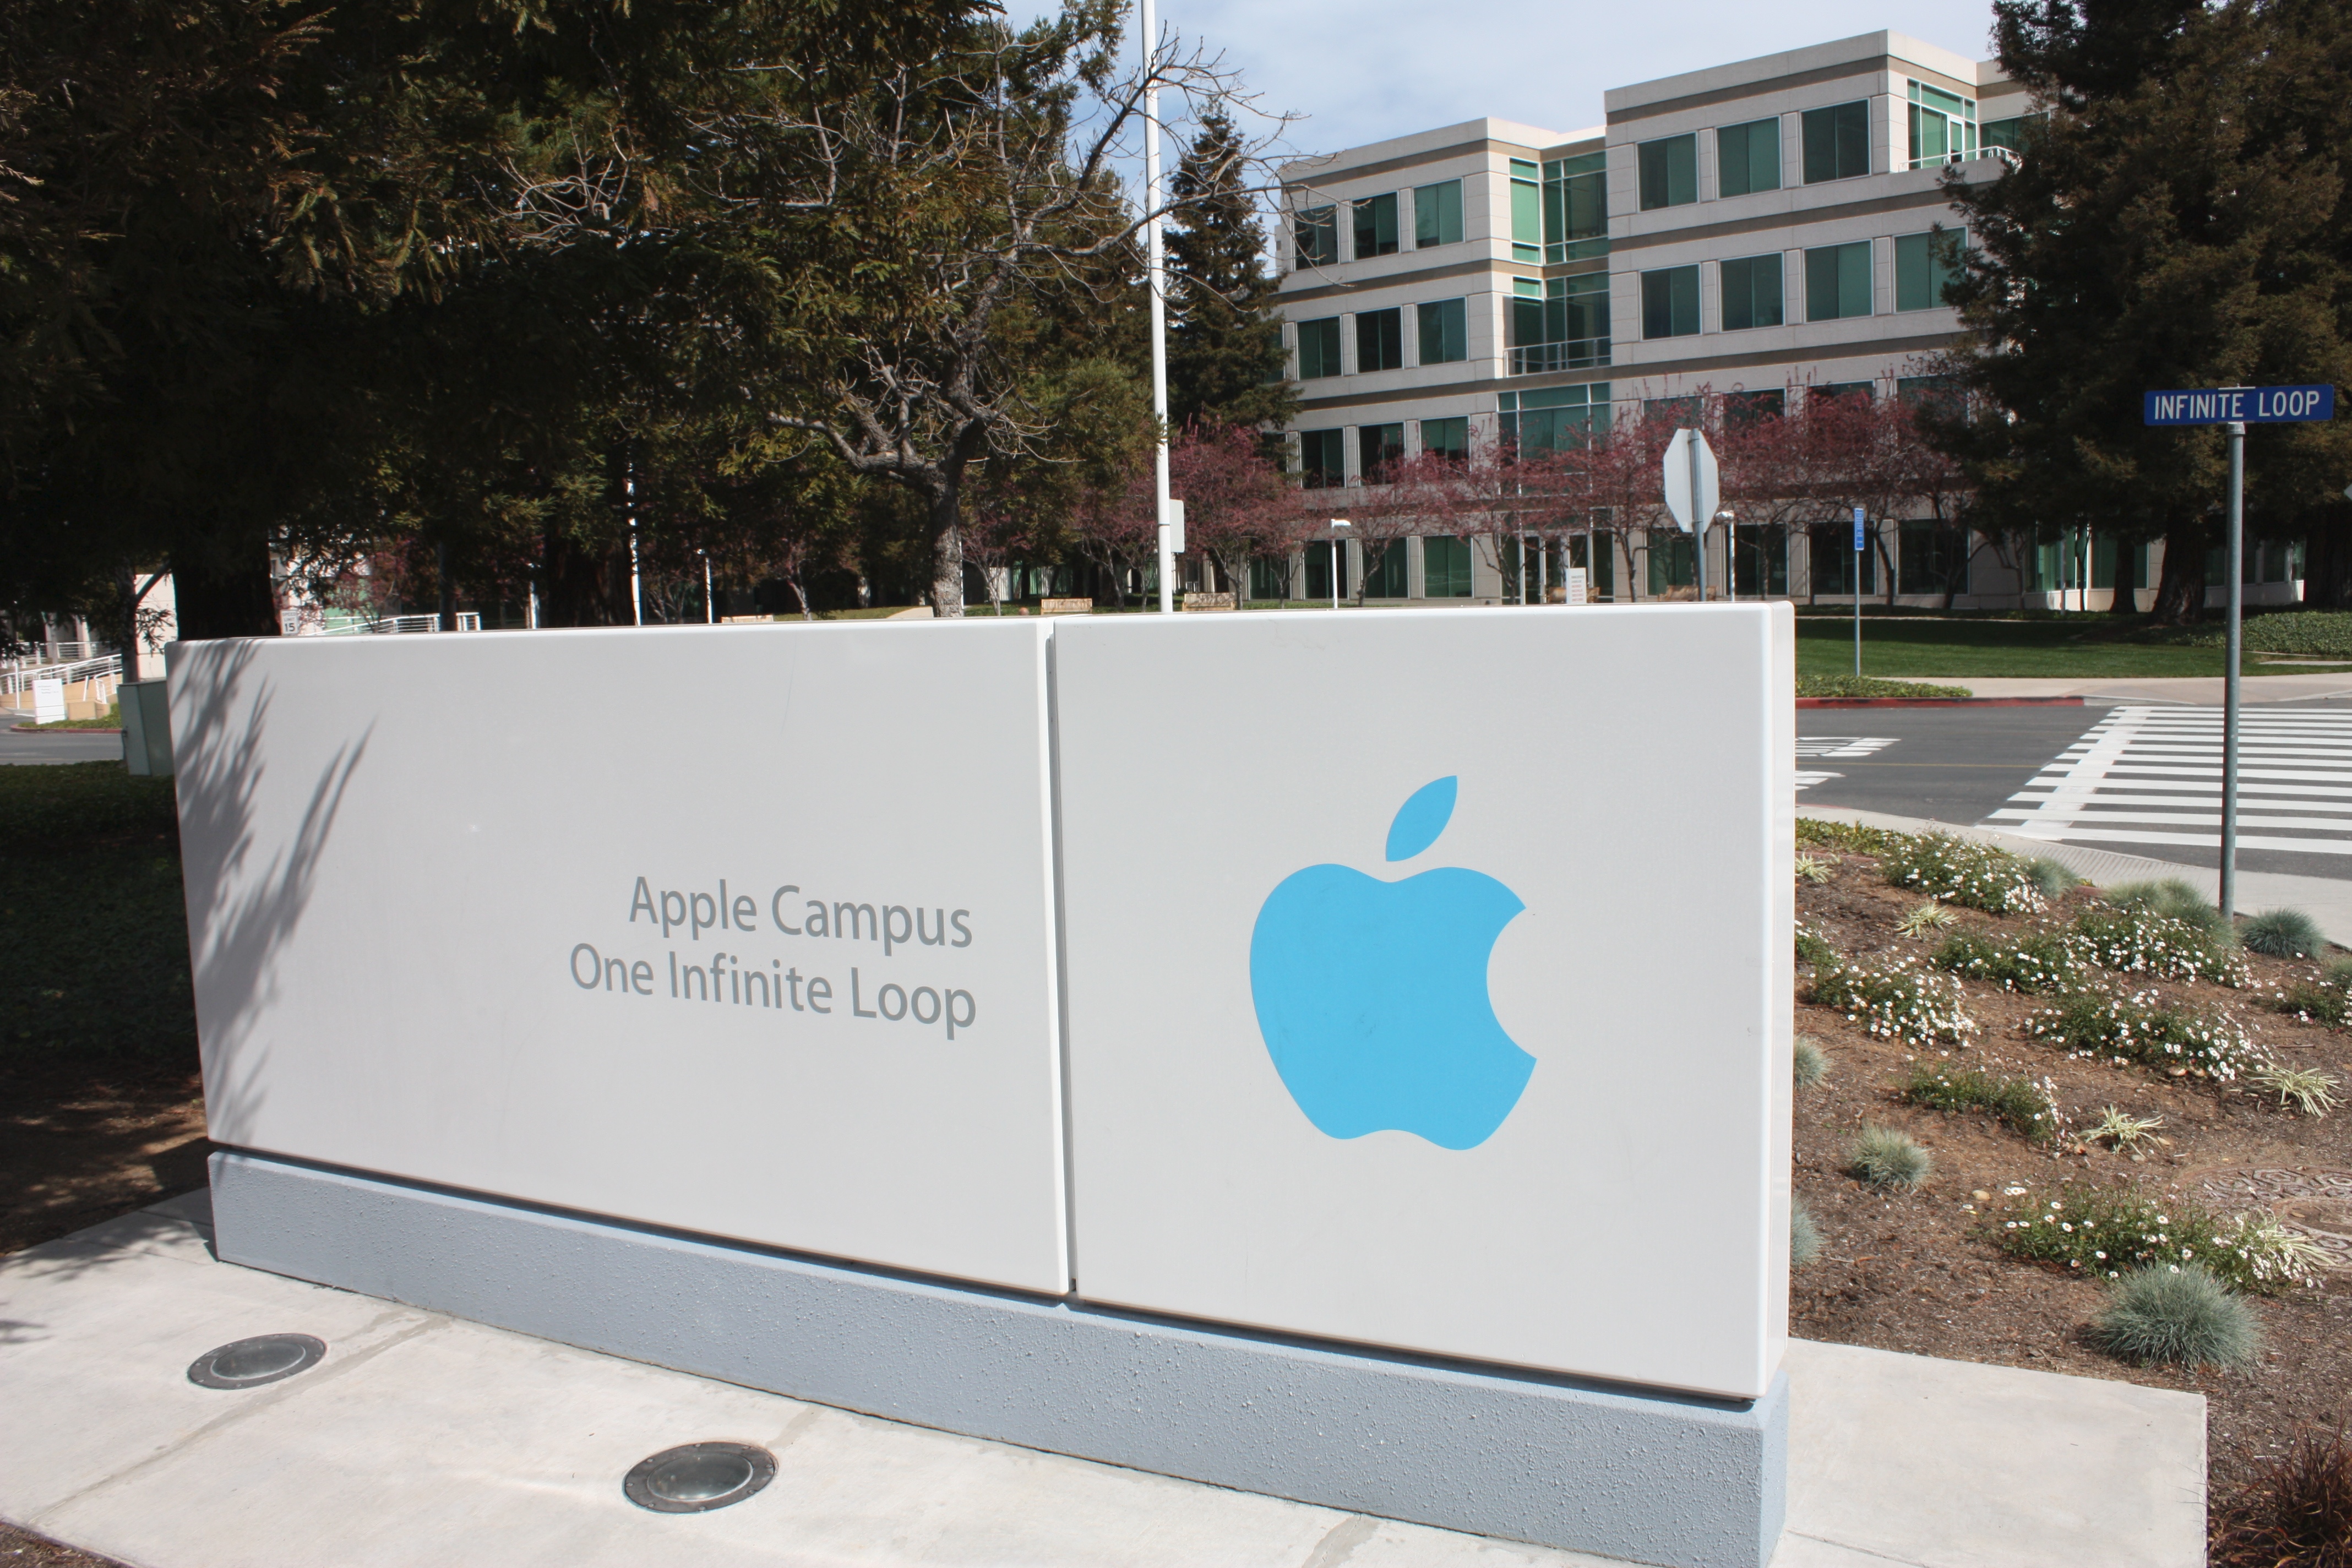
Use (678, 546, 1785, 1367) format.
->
(1143, 0, 1173, 613)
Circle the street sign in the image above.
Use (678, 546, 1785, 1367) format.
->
(1662, 429, 1718, 533)
(2143, 385, 2335, 425)
(1852, 507, 1865, 552)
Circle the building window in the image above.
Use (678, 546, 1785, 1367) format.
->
(1907, 80, 1977, 170)
(1716, 118, 1782, 198)
(1642, 265, 1701, 339)
(1648, 532, 1696, 594)
(1542, 152, 1608, 263)
(1812, 380, 1874, 405)
(1420, 416, 1469, 462)
(1725, 389, 1784, 428)
(1299, 429, 1346, 488)
(1811, 524, 1876, 595)
(1509, 274, 1610, 374)
(1355, 308, 1403, 372)
(1303, 540, 1346, 599)
(1981, 114, 2037, 153)
(1250, 557, 1292, 602)
(1510, 159, 1541, 263)
(1644, 394, 1702, 425)
(1294, 205, 1337, 268)
(1413, 179, 1463, 248)
(1896, 374, 1962, 413)
(1416, 298, 1468, 364)
(1894, 228, 1964, 311)
(1719, 253, 1783, 331)
(1801, 101, 1871, 183)
(1638, 134, 1698, 210)
(1359, 423, 1404, 484)
(1899, 521, 1970, 595)
(1352, 193, 1399, 259)
(1364, 538, 1409, 597)
(1498, 384, 1610, 456)
(1734, 526, 1788, 596)
(1804, 242, 1872, 321)
(1424, 536, 1474, 597)
(1297, 317, 1343, 379)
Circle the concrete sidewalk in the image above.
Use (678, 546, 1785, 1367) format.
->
(1, 1189, 2204, 1568)
(1801, 803, 2352, 948)
(1918, 673, 2352, 705)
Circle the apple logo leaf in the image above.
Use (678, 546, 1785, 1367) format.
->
(1385, 776, 1457, 862)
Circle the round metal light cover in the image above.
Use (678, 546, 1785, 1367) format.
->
(187, 1333, 326, 1390)
(623, 1442, 777, 1513)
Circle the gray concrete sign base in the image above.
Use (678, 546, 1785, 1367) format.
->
(206, 1151, 1787, 1568)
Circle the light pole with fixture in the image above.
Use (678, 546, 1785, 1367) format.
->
(1329, 519, 1350, 609)
(1141, 0, 1173, 613)
(700, 550, 714, 624)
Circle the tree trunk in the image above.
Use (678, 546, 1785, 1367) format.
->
(929, 485, 966, 617)
(2148, 516, 2208, 624)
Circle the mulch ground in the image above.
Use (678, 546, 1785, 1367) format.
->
(0, 1522, 124, 1568)
(0, 1055, 210, 1259)
(1794, 842, 2352, 1495)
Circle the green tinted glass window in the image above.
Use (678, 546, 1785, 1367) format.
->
(1417, 298, 1468, 364)
(1352, 193, 1398, 258)
(1299, 429, 1345, 488)
(1355, 308, 1403, 372)
(1801, 101, 1871, 183)
(1804, 242, 1871, 320)
(1638, 134, 1697, 210)
(1413, 179, 1463, 247)
(1294, 205, 1337, 267)
(1424, 536, 1474, 597)
(1420, 416, 1468, 461)
(1641, 265, 1701, 338)
(1297, 317, 1342, 378)
(1359, 423, 1404, 484)
(1510, 160, 1542, 262)
(1894, 228, 1964, 311)
(1716, 118, 1781, 197)
(1719, 253, 1783, 331)
(1542, 152, 1608, 263)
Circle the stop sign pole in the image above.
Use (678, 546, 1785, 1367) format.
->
(2143, 384, 2337, 918)
(1662, 428, 1719, 601)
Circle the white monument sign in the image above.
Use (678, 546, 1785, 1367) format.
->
(33, 676, 65, 725)
(1053, 607, 1793, 1398)
(172, 622, 1071, 1293)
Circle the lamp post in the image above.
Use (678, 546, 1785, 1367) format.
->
(1141, 0, 1173, 613)
(1717, 509, 1737, 602)
(1329, 519, 1350, 609)
(700, 549, 714, 625)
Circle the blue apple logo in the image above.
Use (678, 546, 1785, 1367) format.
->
(1249, 777, 1536, 1150)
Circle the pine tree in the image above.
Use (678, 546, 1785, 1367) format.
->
(1166, 111, 1295, 432)
(1935, 0, 2352, 618)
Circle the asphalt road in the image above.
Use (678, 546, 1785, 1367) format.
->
(0, 721, 124, 765)
(1799, 699, 2352, 882)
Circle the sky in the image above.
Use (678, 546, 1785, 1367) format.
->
(1003, 1, 2003, 161)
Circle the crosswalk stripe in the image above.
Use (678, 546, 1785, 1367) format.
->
(1985, 705, 2352, 857)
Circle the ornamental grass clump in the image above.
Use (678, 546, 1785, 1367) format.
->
(1850, 1124, 1933, 1191)
(1792, 1199, 1822, 1267)
(2072, 902, 2252, 987)
(2210, 1427, 2352, 1568)
(2094, 1264, 2261, 1368)
(2242, 907, 2327, 959)
(1793, 1036, 1830, 1088)
(1881, 832, 2046, 914)
(1933, 927, 2087, 993)
(1794, 852, 1835, 885)
(2252, 1061, 2343, 1116)
(1995, 1185, 2324, 1293)
(2026, 857, 2081, 897)
(2026, 988, 2258, 1081)
(1897, 901, 1960, 938)
(1811, 955, 1978, 1046)
(2106, 878, 2230, 937)
(1902, 1062, 2062, 1142)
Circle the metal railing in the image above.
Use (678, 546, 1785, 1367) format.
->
(1509, 340, 1610, 376)
(3, 652, 121, 695)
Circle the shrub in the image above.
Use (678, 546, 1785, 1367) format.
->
(2242, 608, 2352, 658)
(2093, 1264, 2261, 1367)
(1795, 924, 1838, 967)
(1933, 927, 2087, 993)
(1850, 1124, 1933, 1190)
(1812, 955, 1978, 1046)
(2243, 907, 2327, 959)
(2026, 988, 2259, 1081)
(1792, 1199, 1822, 1266)
(2211, 1427, 2352, 1568)
(1903, 1063, 2061, 1141)
(1793, 1036, 1830, 1088)
(2026, 857, 2081, 897)
(1796, 675, 1971, 699)
(2328, 957, 2352, 988)
(1881, 832, 2046, 914)
(2071, 903, 2252, 987)
(1796, 818, 1908, 856)
(2251, 1061, 2343, 1116)
(2273, 979, 2352, 1026)
(1995, 1185, 2325, 1293)
(2106, 878, 2229, 937)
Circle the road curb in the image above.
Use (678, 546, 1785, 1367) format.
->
(1796, 696, 2086, 709)
(9, 723, 124, 733)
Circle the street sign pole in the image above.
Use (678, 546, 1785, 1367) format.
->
(1852, 507, 1865, 677)
(2222, 420, 2244, 920)
(1689, 432, 1707, 602)
(2143, 384, 2336, 921)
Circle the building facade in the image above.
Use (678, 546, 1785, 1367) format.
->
(1266, 30, 2302, 610)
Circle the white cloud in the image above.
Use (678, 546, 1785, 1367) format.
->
(1004, 1, 2001, 159)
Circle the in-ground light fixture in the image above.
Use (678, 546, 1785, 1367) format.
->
(187, 1333, 326, 1390)
(622, 1441, 777, 1514)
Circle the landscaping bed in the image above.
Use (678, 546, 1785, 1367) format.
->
(1793, 820, 2352, 1511)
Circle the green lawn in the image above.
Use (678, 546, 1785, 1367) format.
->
(1, 764, 197, 1060)
(1794, 616, 2346, 679)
